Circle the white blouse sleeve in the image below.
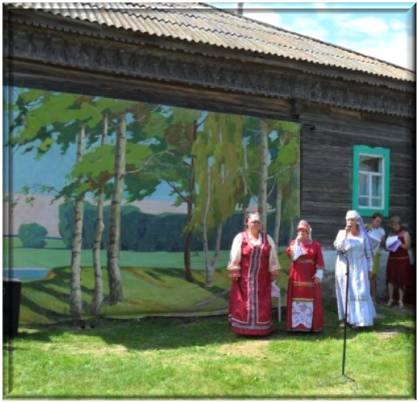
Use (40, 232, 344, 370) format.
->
(290, 242, 306, 261)
(314, 269, 324, 282)
(333, 230, 347, 252)
(227, 233, 243, 271)
(267, 235, 281, 273)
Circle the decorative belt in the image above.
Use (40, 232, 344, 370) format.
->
(297, 258, 314, 264)
(389, 256, 409, 260)
(294, 281, 314, 287)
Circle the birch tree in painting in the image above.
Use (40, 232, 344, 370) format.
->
(69, 123, 85, 316)
(258, 120, 269, 229)
(106, 114, 126, 303)
(91, 113, 108, 315)
(267, 122, 299, 245)
(192, 113, 244, 286)
(153, 107, 205, 283)
(9, 90, 103, 317)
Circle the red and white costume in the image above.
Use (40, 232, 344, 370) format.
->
(227, 230, 280, 336)
(286, 220, 325, 332)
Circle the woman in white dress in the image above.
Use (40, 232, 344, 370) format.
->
(334, 210, 376, 328)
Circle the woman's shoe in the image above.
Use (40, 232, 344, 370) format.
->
(398, 301, 405, 309)
(386, 299, 394, 306)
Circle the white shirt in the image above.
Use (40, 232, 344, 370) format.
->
(227, 232, 280, 273)
(367, 227, 385, 255)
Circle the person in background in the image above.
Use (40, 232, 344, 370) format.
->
(227, 211, 280, 336)
(366, 212, 386, 303)
(334, 210, 376, 328)
(286, 220, 325, 332)
(385, 216, 411, 309)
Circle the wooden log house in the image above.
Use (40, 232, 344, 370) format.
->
(4, 2, 415, 248)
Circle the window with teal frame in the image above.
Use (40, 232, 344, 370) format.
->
(352, 145, 390, 217)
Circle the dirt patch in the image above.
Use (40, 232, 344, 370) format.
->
(43, 343, 130, 356)
(217, 340, 269, 357)
(375, 330, 399, 340)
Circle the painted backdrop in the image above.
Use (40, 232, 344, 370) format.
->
(4, 87, 300, 324)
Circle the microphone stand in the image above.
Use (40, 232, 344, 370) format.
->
(339, 246, 356, 385)
(340, 248, 350, 377)
(318, 240, 357, 388)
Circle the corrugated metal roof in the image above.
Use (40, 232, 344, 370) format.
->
(9, 2, 414, 82)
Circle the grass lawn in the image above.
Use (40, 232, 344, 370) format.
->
(4, 304, 415, 398)
(4, 237, 415, 397)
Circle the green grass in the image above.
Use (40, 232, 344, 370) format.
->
(4, 305, 415, 398)
(4, 238, 415, 397)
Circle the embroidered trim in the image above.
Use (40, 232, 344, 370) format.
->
(292, 297, 314, 302)
(230, 320, 273, 330)
(291, 300, 313, 329)
(294, 281, 314, 287)
(296, 259, 315, 264)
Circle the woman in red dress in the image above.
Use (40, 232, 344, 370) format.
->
(286, 220, 325, 332)
(386, 216, 412, 309)
(227, 212, 280, 336)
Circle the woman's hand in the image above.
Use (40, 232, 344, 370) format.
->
(229, 270, 241, 281)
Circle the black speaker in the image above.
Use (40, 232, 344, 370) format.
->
(3, 279, 22, 338)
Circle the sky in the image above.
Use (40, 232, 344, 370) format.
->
(211, 2, 415, 70)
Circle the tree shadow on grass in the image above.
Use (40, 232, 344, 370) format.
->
(14, 315, 239, 352)
(16, 306, 409, 354)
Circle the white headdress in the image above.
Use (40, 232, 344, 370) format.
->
(296, 220, 312, 240)
(345, 210, 374, 268)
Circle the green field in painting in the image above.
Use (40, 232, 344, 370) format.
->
(5, 237, 290, 325)
(4, 237, 232, 269)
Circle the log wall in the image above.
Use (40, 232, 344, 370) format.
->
(299, 103, 415, 247)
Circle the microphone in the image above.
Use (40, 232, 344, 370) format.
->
(339, 224, 351, 255)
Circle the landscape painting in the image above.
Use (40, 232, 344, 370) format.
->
(4, 87, 300, 324)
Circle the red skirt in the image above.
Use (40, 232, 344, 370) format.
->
(386, 255, 411, 288)
(286, 261, 323, 332)
(228, 233, 274, 336)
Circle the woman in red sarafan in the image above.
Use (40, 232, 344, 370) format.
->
(227, 212, 280, 336)
(286, 220, 325, 332)
(386, 215, 412, 309)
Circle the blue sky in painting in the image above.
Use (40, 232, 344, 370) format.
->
(211, 2, 415, 69)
